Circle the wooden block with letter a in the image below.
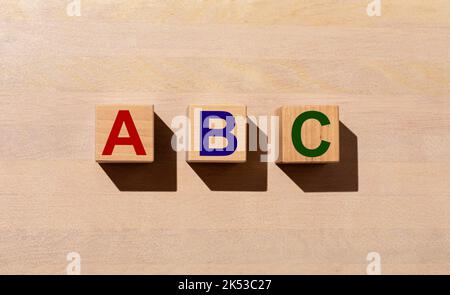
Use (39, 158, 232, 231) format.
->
(187, 104, 247, 163)
(277, 105, 339, 163)
(95, 104, 154, 163)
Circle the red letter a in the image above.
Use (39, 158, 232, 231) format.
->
(102, 110, 147, 156)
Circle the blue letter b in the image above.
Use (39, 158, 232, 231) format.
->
(200, 111, 238, 156)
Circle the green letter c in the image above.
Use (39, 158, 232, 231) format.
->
(291, 110, 331, 157)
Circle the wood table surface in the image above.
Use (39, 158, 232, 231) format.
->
(0, 0, 449, 274)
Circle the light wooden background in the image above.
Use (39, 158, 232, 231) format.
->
(1, 0, 449, 274)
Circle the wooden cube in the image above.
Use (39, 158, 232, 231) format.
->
(187, 105, 247, 163)
(277, 105, 339, 163)
(95, 104, 154, 163)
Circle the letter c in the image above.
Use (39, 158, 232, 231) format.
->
(291, 110, 331, 157)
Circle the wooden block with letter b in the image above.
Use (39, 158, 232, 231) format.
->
(187, 104, 247, 163)
(276, 105, 339, 163)
(95, 104, 154, 163)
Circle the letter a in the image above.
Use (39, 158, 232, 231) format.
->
(366, 0, 381, 17)
(102, 110, 146, 156)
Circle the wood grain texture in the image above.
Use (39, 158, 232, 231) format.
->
(0, 0, 449, 274)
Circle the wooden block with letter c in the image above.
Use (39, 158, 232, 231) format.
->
(276, 105, 339, 163)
